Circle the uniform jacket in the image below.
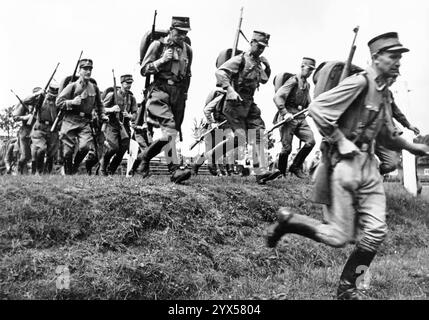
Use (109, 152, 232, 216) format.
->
(215, 52, 269, 98)
(141, 36, 192, 89)
(103, 89, 137, 128)
(56, 78, 105, 118)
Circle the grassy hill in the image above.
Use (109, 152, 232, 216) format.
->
(0, 175, 428, 300)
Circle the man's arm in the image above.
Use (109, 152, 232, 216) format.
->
(309, 74, 367, 144)
(56, 83, 76, 110)
(94, 86, 106, 119)
(215, 54, 244, 101)
(141, 40, 167, 76)
(273, 76, 297, 114)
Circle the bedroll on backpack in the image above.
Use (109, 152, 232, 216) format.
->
(272, 72, 295, 93)
(215, 48, 244, 68)
(58, 76, 98, 95)
(139, 29, 192, 65)
(312, 61, 363, 98)
(101, 86, 121, 101)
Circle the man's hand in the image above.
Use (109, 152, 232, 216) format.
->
(337, 137, 360, 158)
(109, 105, 121, 113)
(122, 110, 132, 119)
(160, 48, 173, 64)
(71, 96, 82, 106)
(408, 125, 420, 136)
(100, 114, 109, 123)
(226, 86, 242, 101)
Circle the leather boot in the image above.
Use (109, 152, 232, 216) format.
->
(44, 157, 53, 174)
(85, 156, 99, 175)
(192, 155, 206, 176)
(72, 150, 88, 174)
(169, 163, 192, 184)
(278, 152, 289, 176)
(31, 161, 37, 175)
(63, 158, 73, 175)
(37, 157, 45, 174)
(265, 207, 320, 247)
(289, 145, 313, 179)
(337, 248, 376, 300)
(256, 169, 282, 185)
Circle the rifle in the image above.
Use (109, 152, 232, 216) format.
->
(265, 108, 308, 135)
(27, 62, 60, 126)
(136, 10, 157, 129)
(112, 69, 129, 140)
(339, 26, 359, 82)
(189, 120, 228, 151)
(232, 7, 244, 57)
(10, 89, 28, 112)
(51, 51, 83, 133)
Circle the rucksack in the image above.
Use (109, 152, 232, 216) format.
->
(139, 29, 192, 65)
(312, 61, 363, 98)
(273, 72, 295, 93)
(215, 48, 244, 68)
(101, 86, 121, 101)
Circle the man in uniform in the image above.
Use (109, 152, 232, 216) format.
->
(193, 31, 281, 184)
(139, 16, 193, 183)
(25, 83, 60, 174)
(12, 87, 42, 174)
(56, 59, 108, 175)
(376, 74, 420, 175)
(265, 32, 429, 299)
(273, 58, 317, 178)
(101, 74, 138, 175)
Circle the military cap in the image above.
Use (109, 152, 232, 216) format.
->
(171, 16, 191, 31)
(302, 57, 316, 69)
(120, 74, 134, 83)
(32, 87, 42, 93)
(252, 31, 270, 47)
(48, 82, 59, 95)
(79, 59, 93, 69)
(368, 32, 409, 55)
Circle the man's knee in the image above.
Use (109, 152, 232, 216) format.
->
(379, 162, 397, 175)
(281, 145, 292, 154)
(358, 222, 388, 252)
(304, 139, 316, 149)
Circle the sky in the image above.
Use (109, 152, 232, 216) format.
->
(1, 0, 429, 157)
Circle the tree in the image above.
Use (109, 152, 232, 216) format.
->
(0, 106, 19, 138)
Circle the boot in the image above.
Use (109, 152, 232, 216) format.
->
(192, 155, 206, 176)
(63, 158, 73, 175)
(99, 157, 109, 176)
(72, 150, 88, 175)
(44, 157, 53, 174)
(18, 160, 28, 175)
(169, 163, 192, 184)
(31, 161, 37, 175)
(128, 158, 142, 176)
(289, 145, 313, 179)
(277, 152, 289, 176)
(207, 164, 218, 176)
(337, 248, 376, 300)
(265, 207, 319, 247)
(255, 169, 282, 185)
(85, 156, 99, 175)
(37, 157, 45, 175)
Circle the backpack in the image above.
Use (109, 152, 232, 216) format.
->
(312, 61, 363, 98)
(58, 76, 98, 96)
(139, 29, 192, 65)
(273, 72, 295, 93)
(215, 48, 244, 68)
(101, 86, 121, 101)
